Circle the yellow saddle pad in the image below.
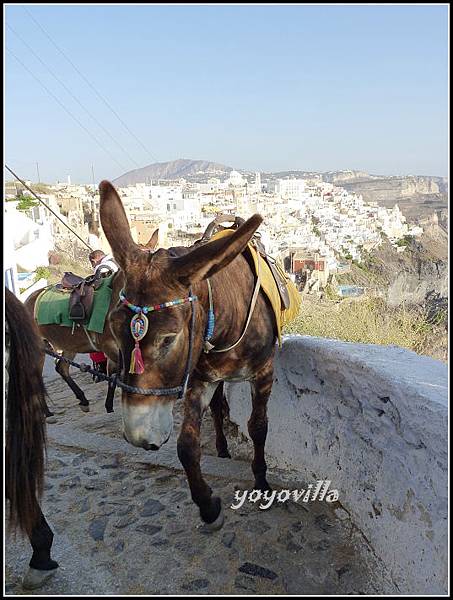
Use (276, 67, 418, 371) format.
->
(209, 229, 301, 345)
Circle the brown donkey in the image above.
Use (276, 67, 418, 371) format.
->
(100, 180, 278, 529)
(25, 275, 124, 415)
(24, 233, 160, 416)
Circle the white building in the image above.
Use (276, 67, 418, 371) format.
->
(227, 170, 246, 187)
(254, 172, 262, 193)
(275, 178, 306, 199)
(4, 201, 54, 271)
(4, 221, 20, 296)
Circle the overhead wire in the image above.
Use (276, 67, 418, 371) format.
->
(7, 22, 142, 171)
(7, 47, 129, 173)
(23, 6, 160, 165)
(5, 164, 93, 251)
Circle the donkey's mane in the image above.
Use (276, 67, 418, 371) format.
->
(167, 246, 193, 258)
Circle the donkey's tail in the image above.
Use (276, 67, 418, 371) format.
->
(5, 288, 47, 536)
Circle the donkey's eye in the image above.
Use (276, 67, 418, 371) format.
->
(160, 334, 177, 348)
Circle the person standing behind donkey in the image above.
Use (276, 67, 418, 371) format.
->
(88, 249, 119, 277)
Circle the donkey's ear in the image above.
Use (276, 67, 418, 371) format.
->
(99, 181, 137, 267)
(145, 228, 159, 251)
(173, 214, 263, 285)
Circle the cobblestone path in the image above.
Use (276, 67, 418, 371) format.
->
(5, 370, 391, 595)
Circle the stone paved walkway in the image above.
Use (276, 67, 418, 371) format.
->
(5, 370, 392, 595)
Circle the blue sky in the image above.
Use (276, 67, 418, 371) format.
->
(5, 4, 449, 183)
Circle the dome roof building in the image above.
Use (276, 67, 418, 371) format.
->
(228, 170, 245, 187)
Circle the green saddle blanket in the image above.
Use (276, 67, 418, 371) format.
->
(35, 275, 114, 334)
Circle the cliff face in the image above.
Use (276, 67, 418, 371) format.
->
(324, 173, 446, 194)
(336, 220, 447, 313)
(332, 176, 447, 222)
(334, 220, 448, 362)
(386, 222, 448, 361)
(359, 224, 448, 309)
(339, 176, 439, 200)
(322, 170, 372, 183)
(387, 260, 448, 308)
(388, 220, 447, 303)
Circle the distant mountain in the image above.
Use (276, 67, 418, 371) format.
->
(112, 159, 233, 186)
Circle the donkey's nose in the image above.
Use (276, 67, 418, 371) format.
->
(142, 441, 160, 451)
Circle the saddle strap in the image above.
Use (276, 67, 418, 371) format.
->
(82, 326, 99, 352)
(201, 215, 245, 243)
(263, 254, 291, 310)
(207, 246, 261, 354)
(69, 283, 95, 322)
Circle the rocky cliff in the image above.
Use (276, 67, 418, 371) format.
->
(340, 222, 448, 307)
(387, 222, 448, 306)
(328, 175, 447, 222)
(322, 170, 372, 183)
(339, 176, 438, 198)
(336, 222, 448, 361)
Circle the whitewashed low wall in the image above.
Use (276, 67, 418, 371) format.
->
(225, 336, 448, 594)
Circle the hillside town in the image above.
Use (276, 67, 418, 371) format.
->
(4, 172, 423, 300)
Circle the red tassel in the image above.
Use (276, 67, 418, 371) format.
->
(129, 341, 145, 374)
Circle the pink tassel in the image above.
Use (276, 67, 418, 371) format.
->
(129, 341, 145, 374)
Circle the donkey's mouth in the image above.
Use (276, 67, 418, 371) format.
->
(122, 431, 171, 451)
(144, 433, 171, 451)
(143, 442, 160, 451)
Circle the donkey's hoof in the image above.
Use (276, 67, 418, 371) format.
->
(79, 404, 90, 413)
(258, 484, 272, 494)
(198, 508, 225, 533)
(255, 478, 272, 493)
(45, 416, 58, 424)
(22, 566, 58, 590)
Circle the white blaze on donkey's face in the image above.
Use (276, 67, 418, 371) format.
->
(121, 398, 175, 451)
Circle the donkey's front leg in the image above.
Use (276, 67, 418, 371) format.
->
(249, 356, 274, 492)
(177, 379, 224, 528)
(104, 359, 118, 413)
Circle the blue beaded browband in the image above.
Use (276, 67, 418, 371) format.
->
(119, 290, 198, 314)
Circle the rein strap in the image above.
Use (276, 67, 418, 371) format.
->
(205, 247, 261, 353)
